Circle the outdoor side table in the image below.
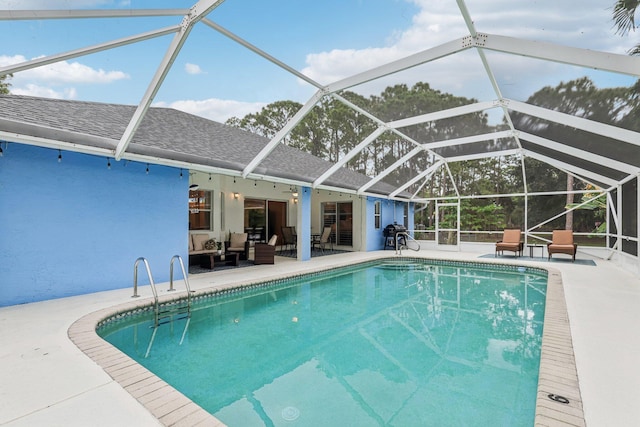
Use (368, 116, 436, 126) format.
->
(528, 244, 544, 258)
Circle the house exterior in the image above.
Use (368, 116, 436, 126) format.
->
(0, 95, 413, 306)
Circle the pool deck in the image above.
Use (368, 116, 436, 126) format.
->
(1, 250, 638, 426)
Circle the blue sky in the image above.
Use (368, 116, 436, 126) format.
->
(0, 0, 637, 123)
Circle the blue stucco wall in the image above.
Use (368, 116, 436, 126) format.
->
(0, 144, 188, 306)
(365, 197, 414, 251)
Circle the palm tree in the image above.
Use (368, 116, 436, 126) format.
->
(613, 0, 640, 55)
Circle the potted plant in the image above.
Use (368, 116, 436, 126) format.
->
(216, 241, 222, 255)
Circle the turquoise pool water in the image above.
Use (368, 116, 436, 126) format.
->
(99, 259, 547, 426)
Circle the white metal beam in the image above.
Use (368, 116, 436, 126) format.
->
(518, 131, 640, 175)
(523, 150, 618, 187)
(387, 100, 498, 129)
(506, 99, 640, 146)
(313, 126, 387, 187)
(0, 9, 188, 20)
(422, 130, 513, 150)
(325, 38, 469, 94)
(456, 1, 510, 104)
(389, 161, 443, 198)
(356, 146, 423, 194)
(242, 90, 325, 177)
(202, 18, 323, 90)
(0, 26, 179, 76)
(443, 161, 460, 198)
(446, 148, 520, 162)
(481, 33, 640, 77)
(114, 0, 226, 160)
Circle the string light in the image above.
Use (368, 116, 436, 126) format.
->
(57, 149, 62, 163)
(107, 158, 111, 170)
(146, 164, 149, 174)
(180, 168, 183, 178)
(209, 173, 212, 181)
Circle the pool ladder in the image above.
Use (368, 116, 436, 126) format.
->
(395, 232, 421, 255)
(132, 256, 193, 357)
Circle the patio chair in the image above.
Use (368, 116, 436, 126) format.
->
(313, 226, 333, 253)
(547, 230, 578, 262)
(495, 229, 523, 257)
(281, 226, 296, 253)
(255, 234, 278, 265)
(225, 232, 250, 260)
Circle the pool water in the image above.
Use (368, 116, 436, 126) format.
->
(99, 259, 547, 426)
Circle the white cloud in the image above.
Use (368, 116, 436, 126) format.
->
(1, 54, 129, 99)
(299, 0, 634, 103)
(11, 83, 77, 99)
(185, 63, 204, 75)
(153, 98, 266, 123)
(1, 55, 129, 84)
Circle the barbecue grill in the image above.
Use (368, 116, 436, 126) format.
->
(383, 223, 407, 249)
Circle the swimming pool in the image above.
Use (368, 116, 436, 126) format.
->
(98, 259, 548, 426)
(99, 261, 546, 426)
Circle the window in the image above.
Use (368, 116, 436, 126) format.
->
(189, 190, 212, 230)
(374, 201, 381, 229)
(403, 203, 409, 228)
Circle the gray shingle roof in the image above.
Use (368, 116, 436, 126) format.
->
(0, 95, 403, 197)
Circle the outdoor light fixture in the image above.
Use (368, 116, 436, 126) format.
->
(107, 158, 111, 169)
(57, 149, 62, 163)
(146, 163, 149, 174)
(189, 184, 199, 191)
(233, 192, 240, 199)
(293, 197, 298, 204)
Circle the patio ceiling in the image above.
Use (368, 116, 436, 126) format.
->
(1, 0, 639, 201)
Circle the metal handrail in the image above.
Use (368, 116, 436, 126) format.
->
(169, 255, 192, 307)
(395, 232, 421, 255)
(132, 257, 158, 302)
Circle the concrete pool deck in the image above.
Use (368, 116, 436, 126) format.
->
(1, 250, 638, 426)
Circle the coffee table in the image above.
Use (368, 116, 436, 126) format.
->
(200, 252, 239, 269)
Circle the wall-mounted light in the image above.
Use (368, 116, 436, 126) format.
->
(233, 192, 240, 199)
(293, 197, 298, 204)
(189, 184, 199, 191)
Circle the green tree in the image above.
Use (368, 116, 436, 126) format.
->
(0, 73, 12, 94)
(511, 77, 631, 231)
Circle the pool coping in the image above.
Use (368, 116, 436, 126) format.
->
(68, 256, 585, 426)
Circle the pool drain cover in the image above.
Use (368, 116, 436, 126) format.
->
(282, 406, 300, 421)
